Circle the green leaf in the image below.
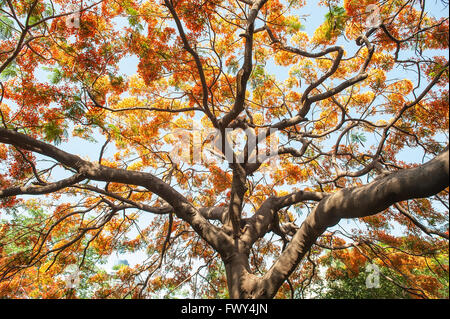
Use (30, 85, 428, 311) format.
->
(226, 59, 239, 75)
(49, 68, 63, 84)
(250, 64, 266, 89)
(0, 62, 18, 80)
(350, 132, 367, 144)
(324, 6, 347, 40)
(284, 16, 304, 34)
(0, 15, 14, 40)
(27, 14, 41, 26)
(126, 7, 143, 31)
(43, 121, 68, 145)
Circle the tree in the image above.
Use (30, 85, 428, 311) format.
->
(313, 245, 449, 299)
(0, 0, 448, 299)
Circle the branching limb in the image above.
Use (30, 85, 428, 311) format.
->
(257, 147, 449, 298)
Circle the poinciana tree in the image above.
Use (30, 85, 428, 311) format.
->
(0, 0, 448, 299)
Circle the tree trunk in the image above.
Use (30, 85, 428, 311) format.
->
(221, 240, 262, 299)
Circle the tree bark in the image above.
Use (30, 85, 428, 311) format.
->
(254, 147, 449, 298)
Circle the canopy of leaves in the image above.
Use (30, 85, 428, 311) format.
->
(0, 0, 448, 299)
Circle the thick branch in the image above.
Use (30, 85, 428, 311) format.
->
(0, 173, 86, 198)
(228, 162, 248, 237)
(257, 147, 449, 298)
(0, 128, 232, 254)
(241, 190, 328, 246)
(74, 184, 173, 215)
(199, 206, 228, 223)
(219, 0, 268, 128)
